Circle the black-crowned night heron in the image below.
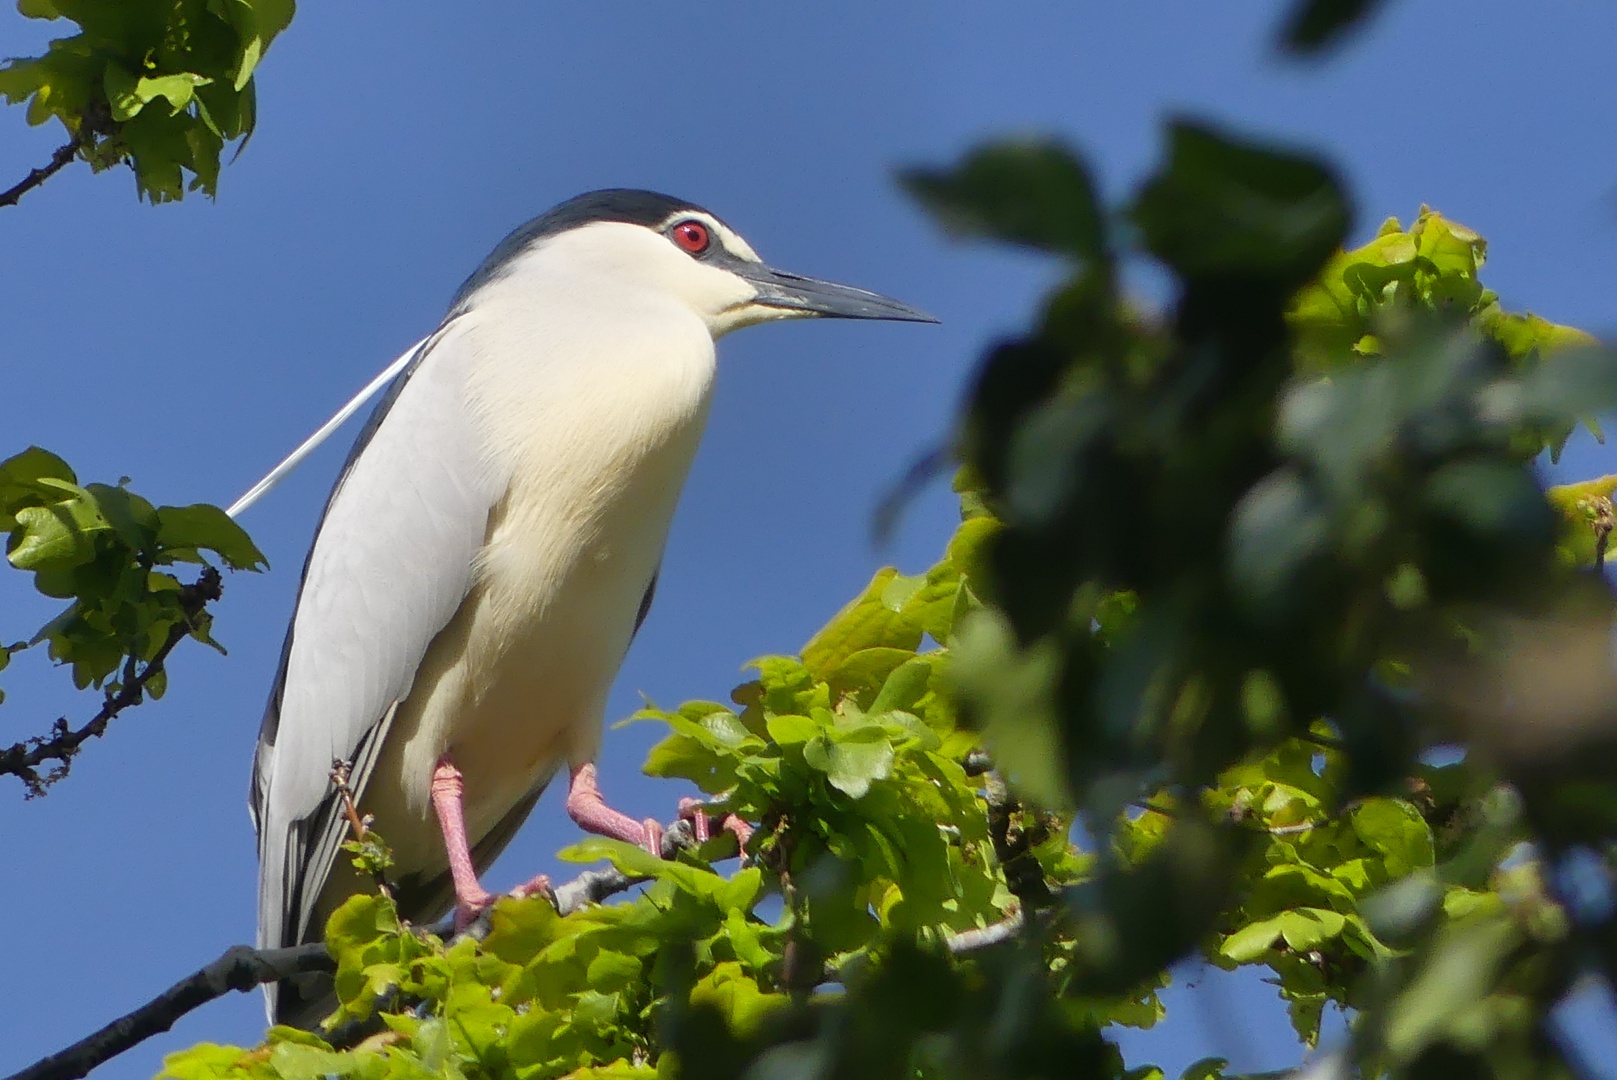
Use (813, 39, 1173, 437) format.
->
(249, 189, 934, 1024)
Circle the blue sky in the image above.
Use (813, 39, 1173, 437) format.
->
(3, 3, 1616, 1077)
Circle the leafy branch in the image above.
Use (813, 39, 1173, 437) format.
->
(0, 0, 295, 203)
(1, 447, 266, 796)
(0, 567, 222, 797)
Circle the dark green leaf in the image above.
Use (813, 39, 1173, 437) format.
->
(902, 140, 1107, 262)
(1132, 120, 1350, 288)
(1279, 0, 1388, 55)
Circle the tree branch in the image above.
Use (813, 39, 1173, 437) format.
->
(0, 135, 85, 210)
(945, 911, 1026, 955)
(5, 818, 710, 1080)
(3, 943, 334, 1080)
(982, 765, 1055, 910)
(0, 568, 223, 797)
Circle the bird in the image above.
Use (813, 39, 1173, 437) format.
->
(249, 188, 935, 1025)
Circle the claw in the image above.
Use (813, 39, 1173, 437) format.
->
(677, 797, 711, 843)
(676, 797, 754, 853)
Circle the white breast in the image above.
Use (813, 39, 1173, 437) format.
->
(362, 279, 718, 868)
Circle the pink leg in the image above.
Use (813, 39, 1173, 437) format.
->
(432, 754, 551, 929)
(566, 762, 662, 855)
(430, 755, 494, 929)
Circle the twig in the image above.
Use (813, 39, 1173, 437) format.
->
(6, 819, 710, 1080)
(3, 943, 334, 1080)
(330, 761, 370, 841)
(0, 569, 224, 796)
(330, 760, 394, 898)
(945, 911, 1026, 955)
(0, 135, 85, 210)
(1267, 821, 1317, 837)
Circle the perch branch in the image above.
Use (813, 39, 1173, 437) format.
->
(3, 943, 334, 1080)
(5, 819, 709, 1080)
(0, 569, 224, 797)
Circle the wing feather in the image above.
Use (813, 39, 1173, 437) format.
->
(251, 315, 506, 961)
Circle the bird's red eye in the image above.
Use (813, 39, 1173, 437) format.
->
(670, 220, 711, 255)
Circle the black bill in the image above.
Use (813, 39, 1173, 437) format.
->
(736, 263, 938, 323)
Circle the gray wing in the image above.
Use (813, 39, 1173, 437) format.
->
(250, 314, 506, 958)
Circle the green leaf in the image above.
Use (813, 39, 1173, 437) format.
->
(0, 446, 77, 528)
(948, 609, 1070, 808)
(902, 139, 1107, 262)
(1279, 0, 1388, 54)
(689, 962, 789, 1036)
(585, 948, 644, 992)
(868, 656, 936, 715)
(1180, 1060, 1232, 1080)
(157, 1043, 252, 1080)
(85, 483, 158, 549)
(9, 500, 108, 571)
(802, 567, 925, 676)
(802, 724, 895, 798)
(156, 504, 267, 570)
(827, 646, 920, 698)
(268, 1043, 363, 1080)
(558, 837, 742, 905)
(1219, 915, 1286, 963)
(1132, 119, 1350, 288)
(765, 712, 820, 747)
(1382, 914, 1521, 1062)
(1349, 800, 1433, 877)
(1278, 907, 1347, 951)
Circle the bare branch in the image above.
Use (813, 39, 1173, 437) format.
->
(0, 135, 85, 211)
(0, 569, 223, 797)
(3, 943, 333, 1080)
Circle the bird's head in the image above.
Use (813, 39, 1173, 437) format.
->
(454, 189, 936, 337)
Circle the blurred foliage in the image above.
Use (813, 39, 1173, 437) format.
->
(0, 0, 294, 201)
(1278, 0, 1388, 55)
(0, 446, 262, 787)
(915, 115, 1617, 1078)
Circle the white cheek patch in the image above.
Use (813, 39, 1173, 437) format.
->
(654, 210, 762, 264)
(710, 220, 761, 263)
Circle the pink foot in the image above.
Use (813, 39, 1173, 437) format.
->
(429, 756, 559, 929)
(566, 762, 662, 855)
(678, 796, 754, 851)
